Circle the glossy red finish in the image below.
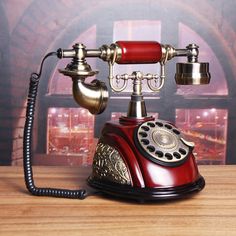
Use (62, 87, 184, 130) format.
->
(99, 117, 201, 188)
(116, 41, 162, 64)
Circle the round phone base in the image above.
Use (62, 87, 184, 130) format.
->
(87, 176, 205, 202)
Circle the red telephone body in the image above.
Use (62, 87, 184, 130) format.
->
(88, 116, 204, 201)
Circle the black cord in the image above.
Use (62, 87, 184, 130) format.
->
(23, 52, 87, 199)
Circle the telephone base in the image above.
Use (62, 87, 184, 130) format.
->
(88, 116, 205, 201)
(87, 176, 205, 201)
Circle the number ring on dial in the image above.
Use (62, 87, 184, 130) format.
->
(136, 120, 190, 165)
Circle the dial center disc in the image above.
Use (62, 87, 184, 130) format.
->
(152, 129, 178, 150)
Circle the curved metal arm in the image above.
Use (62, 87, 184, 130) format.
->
(146, 62, 166, 92)
(108, 61, 128, 92)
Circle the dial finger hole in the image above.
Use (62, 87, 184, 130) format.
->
(155, 121, 163, 127)
(179, 148, 187, 155)
(141, 126, 150, 132)
(141, 139, 149, 145)
(147, 145, 155, 152)
(165, 124, 172, 130)
(173, 152, 181, 159)
(147, 122, 155, 127)
(155, 150, 164, 158)
(165, 153, 173, 160)
(173, 129, 180, 135)
(139, 131, 148, 138)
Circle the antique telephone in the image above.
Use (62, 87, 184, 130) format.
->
(24, 40, 210, 201)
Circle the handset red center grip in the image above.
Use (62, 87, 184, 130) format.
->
(116, 41, 162, 64)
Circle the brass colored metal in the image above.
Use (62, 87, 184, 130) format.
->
(127, 71, 147, 118)
(161, 43, 200, 62)
(161, 44, 176, 61)
(59, 43, 98, 77)
(108, 62, 129, 92)
(59, 63, 98, 77)
(99, 43, 122, 62)
(90, 143, 131, 185)
(72, 78, 108, 115)
(160, 43, 211, 85)
(124, 71, 166, 118)
(58, 41, 211, 117)
(175, 62, 211, 85)
(127, 97, 147, 118)
(58, 43, 108, 115)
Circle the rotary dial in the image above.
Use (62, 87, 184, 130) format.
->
(136, 119, 192, 166)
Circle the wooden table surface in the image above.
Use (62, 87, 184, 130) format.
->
(0, 165, 236, 236)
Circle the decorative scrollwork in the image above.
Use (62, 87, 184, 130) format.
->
(91, 143, 131, 185)
(108, 62, 167, 94)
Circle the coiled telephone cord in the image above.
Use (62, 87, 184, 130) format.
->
(23, 52, 87, 199)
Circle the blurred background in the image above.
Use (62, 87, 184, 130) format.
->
(0, 0, 236, 166)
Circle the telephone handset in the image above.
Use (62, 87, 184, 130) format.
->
(24, 41, 210, 201)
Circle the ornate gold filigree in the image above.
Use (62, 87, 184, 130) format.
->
(91, 143, 131, 185)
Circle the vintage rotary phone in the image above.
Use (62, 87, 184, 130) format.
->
(24, 41, 210, 201)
